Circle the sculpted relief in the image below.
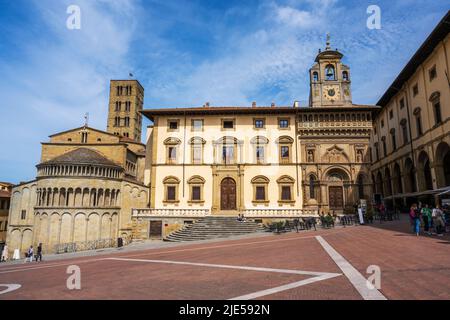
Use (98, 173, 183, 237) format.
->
(322, 145, 349, 163)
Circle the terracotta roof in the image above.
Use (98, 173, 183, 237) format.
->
(377, 11, 450, 107)
(39, 148, 120, 167)
(48, 126, 119, 138)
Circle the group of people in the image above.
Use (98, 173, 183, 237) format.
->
(409, 203, 447, 236)
(23, 244, 44, 263)
(0, 243, 44, 263)
(236, 214, 246, 222)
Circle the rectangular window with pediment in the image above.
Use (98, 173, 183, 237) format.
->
(188, 176, 205, 203)
(252, 176, 269, 204)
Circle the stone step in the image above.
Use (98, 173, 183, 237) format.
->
(165, 216, 264, 242)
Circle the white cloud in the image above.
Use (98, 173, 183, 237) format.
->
(0, 0, 139, 182)
(274, 6, 317, 28)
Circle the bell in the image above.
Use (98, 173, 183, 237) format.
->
(326, 69, 333, 77)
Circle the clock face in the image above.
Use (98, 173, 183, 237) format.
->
(323, 85, 340, 101)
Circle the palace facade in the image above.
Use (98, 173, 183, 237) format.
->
(132, 38, 378, 239)
(370, 12, 450, 208)
(5, 12, 449, 252)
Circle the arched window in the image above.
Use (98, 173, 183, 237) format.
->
(313, 72, 319, 82)
(251, 176, 270, 203)
(188, 176, 205, 203)
(342, 71, 349, 81)
(189, 137, 206, 164)
(325, 64, 335, 81)
(277, 176, 295, 203)
(309, 175, 316, 199)
(163, 176, 180, 203)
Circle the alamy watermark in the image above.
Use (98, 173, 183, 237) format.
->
(366, 265, 381, 290)
(66, 5, 81, 30)
(66, 265, 81, 290)
(367, 5, 381, 30)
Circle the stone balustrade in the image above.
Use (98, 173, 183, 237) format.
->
(132, 208, 212, 217)
(242, 208, 319, 217)
(132, 208, 318, 218)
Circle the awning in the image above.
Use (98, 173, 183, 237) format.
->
(383, 186, 450, 199)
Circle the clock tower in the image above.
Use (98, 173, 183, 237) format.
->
(309, 34, 352, 107)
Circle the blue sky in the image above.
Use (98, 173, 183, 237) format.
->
(0, 0, 448, 183)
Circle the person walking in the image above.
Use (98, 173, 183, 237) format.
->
(410, 203, 421, 236)
(1, 244, 8, 262)
(24, 245, 34, 263)
(432, 204, 446, 236)
(35, 243, 43, 262)
(421, 204, 432, 235)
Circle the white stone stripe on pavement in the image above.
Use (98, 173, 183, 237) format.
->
(315, 235, 387, 300)
(106, 257, 342, 300)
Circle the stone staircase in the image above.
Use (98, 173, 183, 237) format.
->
(164, 216, 265, 242)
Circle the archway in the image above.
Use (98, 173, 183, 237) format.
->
(405, 158, 416, 193)
(220, 178, 236, 210)
(384, 168, 392, 196)
(325, 168, 349, 210)
(435, 142, 450, 188)
(393, 163, 403, 194)
(376, 172, 384, 196)
(418, 151, 433, 191)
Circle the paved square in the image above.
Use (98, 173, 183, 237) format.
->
(0, 218, 449, 300)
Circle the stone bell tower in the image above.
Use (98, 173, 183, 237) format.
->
(309, 34, 352, 107)
(107, 79, 144, 142)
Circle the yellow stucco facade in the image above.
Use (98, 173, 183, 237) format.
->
(370, 15, 450, 208)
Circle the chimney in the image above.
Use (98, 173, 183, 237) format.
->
(294, 101, 299, 108)
(271, 102, 276, 108)
(252, 101, 256, 108)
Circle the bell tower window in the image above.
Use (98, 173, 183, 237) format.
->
(342, 71, 349, 81)
(313, 72, 319, 82)
(325, 64, 335, 81)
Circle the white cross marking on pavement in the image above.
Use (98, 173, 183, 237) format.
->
(316, 235, 387, 300)
(0, 284, 21, 295)
(106, 257, 342, 300)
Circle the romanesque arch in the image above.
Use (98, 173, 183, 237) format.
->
(417, 151, 433, 191)
(393, 162, 403, 194)
(404, 158, 416, 193)
(73, 213, 87, 243)
(87, 213, 100, 241)
(435, 142, 450, 188)
(384, 167, 392, 196)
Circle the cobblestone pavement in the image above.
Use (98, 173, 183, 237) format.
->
(0, 216, 449, 300)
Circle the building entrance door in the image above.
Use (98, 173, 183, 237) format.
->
(149, 220, 162, 239)
(329, 186, 344, 209)
(220, 178, 237, 210)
